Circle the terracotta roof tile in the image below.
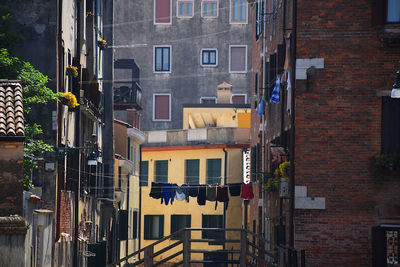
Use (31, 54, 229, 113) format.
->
(0, 82, 24, 136)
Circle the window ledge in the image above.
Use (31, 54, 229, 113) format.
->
(378, 25, 400, 46)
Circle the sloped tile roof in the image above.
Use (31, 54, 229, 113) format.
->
(0, 81, 24, 136)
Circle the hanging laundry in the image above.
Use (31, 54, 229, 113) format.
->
(257, 95, 265, 117)
(149, 182, 162, 199)
(206, 185, 217, 202)
(215, 185, 229, 210)
(241, 182, 254, 200)
(188, 185, 198, 197)
(161, 182, 174, 205)
(228, 183, 241, 197)
(175, 186, 186, 201)
(197, 185, 206, 206)
(181, 184, 190, 202)
(270, 76, 281, 104)
(286, 71, 292, 115)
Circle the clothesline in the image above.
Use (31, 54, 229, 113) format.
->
(149, 182, 254, 209)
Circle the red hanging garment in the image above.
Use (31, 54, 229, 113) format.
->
(241, 182, 254, 200)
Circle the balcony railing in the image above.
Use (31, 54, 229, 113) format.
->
(114, 82, 142, 110)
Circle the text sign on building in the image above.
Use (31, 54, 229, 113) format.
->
(243, 148, 251, 183)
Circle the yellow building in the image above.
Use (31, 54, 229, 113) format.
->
(140, 99, 250, 263)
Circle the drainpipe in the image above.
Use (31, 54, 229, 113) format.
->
(289, 0, 297, 251)
(222, 148, 227, 251)
(138, 144, 142, 260)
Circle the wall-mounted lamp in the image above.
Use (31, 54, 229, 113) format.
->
(391, 71, 400, 98)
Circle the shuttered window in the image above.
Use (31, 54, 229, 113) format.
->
(132, 211, 138, 239)
(154, 0, 171, 24)
(144, 215, 164, 240)
(202, 215, 223, 239)
(207, 159, 221, 184)
(155, 160, 168, 182)
(186, 159, 199, 184)
(154, 94, 171, 121)
(140, 161, 149, 186)
(382, 97, 400, 153)
(171, 215, 191, 239)
(232, 94, 246, 104)
(230, 46, 247, 73)
(119, 210, 128, 241)
(256, 0, 262, 39)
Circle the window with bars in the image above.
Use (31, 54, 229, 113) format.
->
(207, 158, 221, 184)
(186, 159, 200, 184)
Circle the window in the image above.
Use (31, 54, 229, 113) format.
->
(153, 94, 171, 121)
(154, 46, 171, 72)
(387, 0, 400, 22)
(229, 45, 247, 73)
(232, 94, 246, 104)
(144, 215, 164, 240)
(127, 137, 131, 160)
(186, 159, 199, 184)
(132, 210, 138, 239)
(154, 0, 171, 24)
(230, 0, 247, 24)
(201, 49, 218, 66)
(381, 97, 400, 153)
(140, 161, 149, 186)
(155, 160, 168, 182)
(201, 0, 218, 17)
(200, 97, 217, 104)
(256, 0, 262, 39)
(202, 215, 223, 239)
(207, 158, 221, 184)
(177, 0, 193, 17)
(171, 215, 191, 239)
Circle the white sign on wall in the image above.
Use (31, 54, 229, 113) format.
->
(243, 148, 251, 183)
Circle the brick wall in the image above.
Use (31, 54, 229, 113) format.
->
(250, 0, 400, 266)
(60, 190, 73, 236)
(0, 142, 24, 216)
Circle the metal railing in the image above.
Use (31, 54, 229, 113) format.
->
(108, 228, 302, 267)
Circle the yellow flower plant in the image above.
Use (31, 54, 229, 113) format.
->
(62, 92, 80, 109)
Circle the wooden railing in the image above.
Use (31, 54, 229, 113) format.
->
(108, 228, 301, 267)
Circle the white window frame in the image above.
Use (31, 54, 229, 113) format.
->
(200, 96, 217, 104)
(153, 93, 172, 121)
(154, 0, 172, 25)
(229, 45, 248, 73)
(153, 45, 172, 73)
(177, 0, 194, 18)
(201, 0, 219, 18)
(200, 48, 218, 67)
(230, 0, 248, 24)
(232, 94, 247, 104)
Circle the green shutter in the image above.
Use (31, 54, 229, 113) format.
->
(140, 161, 149, 186)
(186, 159, 199, 184)
(155, 160, 168, 183)
(171, 215, 177, 234)
(144, 215, 150, 240)
(207, 159, 221, 184)
(159, 215, 164, 238)
(118, 210, 128, 241)
(133, 211, 138, 239)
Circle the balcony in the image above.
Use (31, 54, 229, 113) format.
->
(80, 69, 102, 119)
(114, 82, 142, 110)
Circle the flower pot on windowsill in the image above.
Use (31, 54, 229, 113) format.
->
(61, 92, 80, 110)
(66, 65, 78, 77)
(97, 39, 107, 50)
(372, 154, 400, 177)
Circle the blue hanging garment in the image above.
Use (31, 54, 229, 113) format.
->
(270, 76, 281, 104)
(257, 96, 265, 117)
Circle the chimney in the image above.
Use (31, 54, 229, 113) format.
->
(217, 81, 233, 104)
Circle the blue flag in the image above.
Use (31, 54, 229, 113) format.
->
(257, 96, 265, 116)
(270, 76, 281, 104)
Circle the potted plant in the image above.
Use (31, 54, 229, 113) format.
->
(374, 153, 400, 173)
(97, 39, 107, 50)
(66, 65, 78, 77)
(61, 92, 80, 109)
